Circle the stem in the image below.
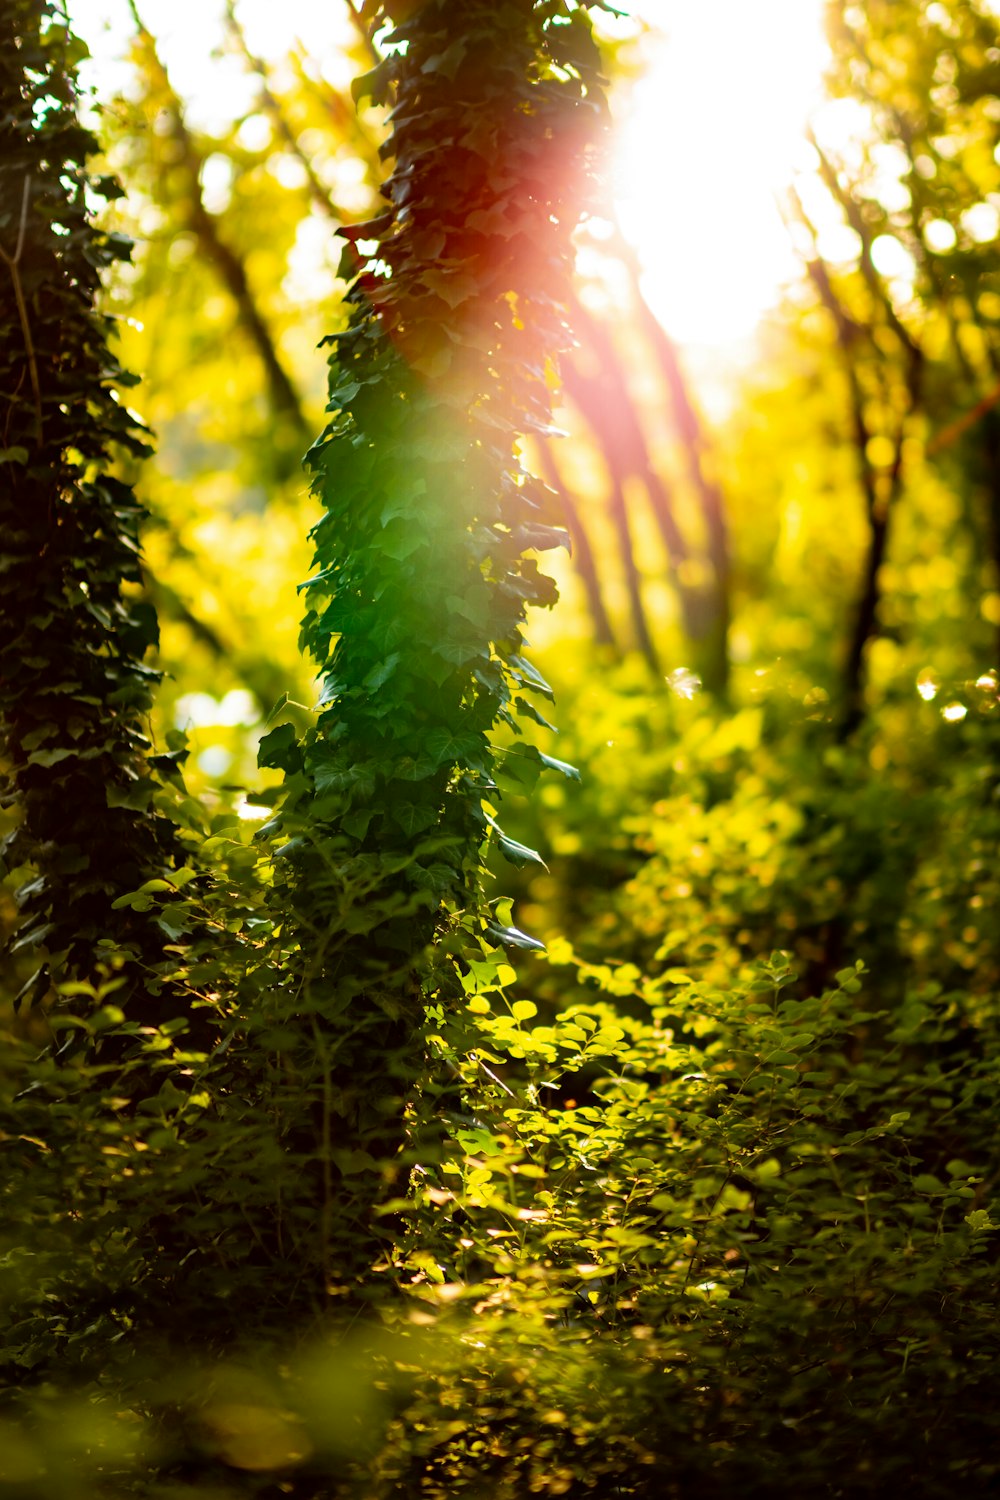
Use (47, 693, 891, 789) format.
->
(0, 177, 44, 444)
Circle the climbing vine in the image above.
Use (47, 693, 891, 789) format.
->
(256, 0, 609, 1287)
(0, 1, 184, 1026)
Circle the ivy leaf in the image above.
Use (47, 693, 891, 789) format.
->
(391, 801, 439, 836)
(106, 780, 156, 811)
(514, 696, 556, 732)
(148, 748, 189, 782)
(424, 727, 488, 769)
(341, 807, 374, 840)
(423, 269, 479, 308)
(308, 743, 369, 797)
(257, 723, 301, 772)
(297, 566, 337, 594)
(514, 522, 571, 553)
(486, 923, 546, 952)
(27, 746, 75, 768)
(538, 750, 580, 781)
(498, 750, 542, 792)
(422, 40, 467, 79)
(350, 58, 393, 106)
(486, 817, 547, 869)
(510, 655, 554, 700)
(375, 526, 426, 562)
(363, 653, 402, 691)
(502, 745, 579, 787)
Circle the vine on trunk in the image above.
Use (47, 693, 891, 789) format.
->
(0, 1, 183, 1028)
(257, 0, 609, 1289)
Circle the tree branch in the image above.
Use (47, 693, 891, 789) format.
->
(128, 0, 310, 444)
(223, 1, 350, 227)
(784, 183, 916, 736)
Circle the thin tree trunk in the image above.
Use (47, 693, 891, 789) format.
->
(535, 435, 618, 651)
(786, 186, 920, 736)
(983, 411, 1000, 667)
(561, 361, 661, 671)
(609, 231, 731, 693)
(569, 299, 692, 568)
(608, 469, 661, 674)
(0, 2, 197, 1030)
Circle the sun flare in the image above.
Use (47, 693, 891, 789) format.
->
(612, 0, 831, 349)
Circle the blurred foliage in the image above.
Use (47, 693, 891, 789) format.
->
(2, 0, 1000, 1496)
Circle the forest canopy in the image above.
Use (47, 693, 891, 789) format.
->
(1, 1, 999, 1497)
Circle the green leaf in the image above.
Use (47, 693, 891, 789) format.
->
(341, 807, 374, 840)
(422, 39, 467, 79)
(510, 654, 554, 700)
(391, 801, 438, 836)
(350, 58, 393, 105)
(498, 750, 542, 792)
(514, 696, 556, 731)
(257, 722, 301, 772)
(538, 750, 580, 781)
(27, 746, 75, 768)
(487, 818, 546, 869)
(424, 727, 488, 768)
(485, 923, 546, 952)
(106, 780, 156, 811)
(378, 531, 426, 563)
(363, 653, 402, 690)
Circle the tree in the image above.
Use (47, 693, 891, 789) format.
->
(785, 0, 1000, 729)
(256, 0, 609, 1297)
(1, 0, 610, 1370)
(0, 0, 184, 1026)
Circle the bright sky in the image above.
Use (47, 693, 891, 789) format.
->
(72, 0, 358, 127)
(613, 0, 831, 347)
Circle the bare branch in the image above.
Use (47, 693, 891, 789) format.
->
(128, 0, 310, 443)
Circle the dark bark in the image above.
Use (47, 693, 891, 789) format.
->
(983, 411, 1000, 667)
(787, 187, 920, 737)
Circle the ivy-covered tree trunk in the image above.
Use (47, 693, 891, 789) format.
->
(259, 0, 607, 1294)
(0, 2, 180, 1023)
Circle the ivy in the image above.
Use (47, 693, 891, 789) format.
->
(0, 1, 187, 1026)
(258, 0, 609, 1292)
